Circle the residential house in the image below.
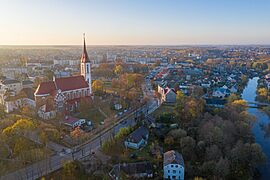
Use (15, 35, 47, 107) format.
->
(161, 87, 177, 103)
(201, 81, 211, 88)
(63, 116, 86, 129)
(265, 74, 270, 89)
(164, 150, 185, 180)
(124, 126, 149, 149)
(0, 78, 35, 113)
(0, 79, 23, 94)
(158, 83, 166, 94)
(1, 67, 27, 79)
(229, 84, 238, 93)
(158, 84, 177, 103)
(179, 85, 189, 95)
(212, 87, 230, 98)
(22, 80, 34, 89)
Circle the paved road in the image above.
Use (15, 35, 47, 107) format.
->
(0, 78, 159, 180)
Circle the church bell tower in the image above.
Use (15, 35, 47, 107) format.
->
(80, 33, 92, 95)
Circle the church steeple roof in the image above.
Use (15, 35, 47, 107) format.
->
(81, 33, 90, 63)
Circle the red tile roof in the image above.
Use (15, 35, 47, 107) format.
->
(55, 76, 89, 91)
(35, 81, 56, 96)
(35, 75, 89, 96)
(64, 116, 81, 124)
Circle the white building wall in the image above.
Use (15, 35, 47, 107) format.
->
(164, 164, 184, 180)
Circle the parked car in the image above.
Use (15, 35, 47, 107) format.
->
(129, 153, 137, 159)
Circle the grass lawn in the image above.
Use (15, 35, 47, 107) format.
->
(151, 104, 175, 118)
(94, 97, 116, 118)
(0, 146, 9, 159)
(77, 108, 105, 127)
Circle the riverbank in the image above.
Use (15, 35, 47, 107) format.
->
(254, 78, 270, 118)
(242, 77, 270, 179)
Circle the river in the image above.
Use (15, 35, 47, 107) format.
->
(242, 77, 270, 179)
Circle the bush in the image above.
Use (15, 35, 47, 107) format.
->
(115, 127, 132, 140)
(157, 112, 174, 123)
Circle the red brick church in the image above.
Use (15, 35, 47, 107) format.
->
(34, 35, 92, 119)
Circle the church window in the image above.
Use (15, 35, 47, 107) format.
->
(87, 64, 89, 73)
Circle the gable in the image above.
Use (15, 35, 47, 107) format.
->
(35, 81, 56, 96)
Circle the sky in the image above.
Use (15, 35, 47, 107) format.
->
(0, 0, 270, 45)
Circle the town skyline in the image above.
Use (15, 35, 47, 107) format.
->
(1, 0, 270, 45)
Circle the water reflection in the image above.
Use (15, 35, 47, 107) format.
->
(242, 77, 270, 179)
(260, 123, 270, 138)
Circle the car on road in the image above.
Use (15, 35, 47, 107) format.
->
(121, 120, 127, 124)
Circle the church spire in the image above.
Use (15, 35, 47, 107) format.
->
(81, 33, 90, 63)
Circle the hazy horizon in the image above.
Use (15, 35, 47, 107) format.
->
(1, 0, 270, 45)
(9, 43, 270, 46)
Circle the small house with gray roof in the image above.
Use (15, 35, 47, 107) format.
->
(124, 126, 149, 149)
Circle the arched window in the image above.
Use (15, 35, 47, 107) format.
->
(87, 64, 89, 73)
